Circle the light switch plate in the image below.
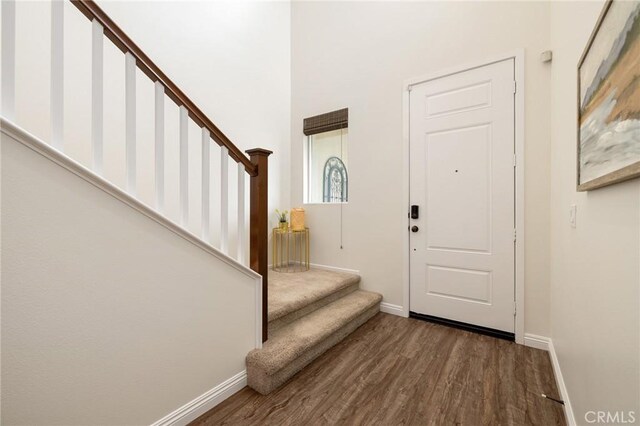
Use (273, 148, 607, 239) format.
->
(569, 204, 577, 228)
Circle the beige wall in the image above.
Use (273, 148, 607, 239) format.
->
(549, 1, 640, 421)
(291, 1, 552, 335)
(1, 131, 259, 425)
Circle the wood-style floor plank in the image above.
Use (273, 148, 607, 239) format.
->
(193, 313, 566, 426)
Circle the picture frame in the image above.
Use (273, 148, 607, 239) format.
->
(577, 0, 640, 191)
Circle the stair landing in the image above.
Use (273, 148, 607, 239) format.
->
(268, 268, 361, 332)
(269, 269, 360, 319)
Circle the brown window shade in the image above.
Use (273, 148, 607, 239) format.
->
(303, 108, 348, 136)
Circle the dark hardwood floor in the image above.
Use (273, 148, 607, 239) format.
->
(193, 313, 566, 426)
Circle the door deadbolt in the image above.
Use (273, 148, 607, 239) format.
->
(411, 226, 419, 233)
(411, 205, 419, 219)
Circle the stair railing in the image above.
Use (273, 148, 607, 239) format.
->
(1, 0, 270, 342)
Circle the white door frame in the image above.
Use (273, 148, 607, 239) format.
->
(401, 49, 525, 344)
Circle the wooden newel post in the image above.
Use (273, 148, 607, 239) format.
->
(246, 148, 272, 343)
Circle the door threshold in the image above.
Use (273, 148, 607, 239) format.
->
(409, 311, 515, 341)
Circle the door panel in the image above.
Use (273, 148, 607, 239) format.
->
(425, 81, 492, 118)
(426, 124, 491, 252)
(409, 59, 515, 333)
(426, 265, 492, 304)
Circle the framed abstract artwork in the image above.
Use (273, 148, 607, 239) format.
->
(577, 0, 640, 191)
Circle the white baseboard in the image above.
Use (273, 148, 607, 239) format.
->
(523, 333, 550, 351)
(548, 339, 576, 426)
(380, 302, 405, 317)
(524, 334, 575, 426)
(308, 263, 360, 275)
(151, 370, 247, 426)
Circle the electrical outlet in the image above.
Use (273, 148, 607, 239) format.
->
(569, 204, 577, 228)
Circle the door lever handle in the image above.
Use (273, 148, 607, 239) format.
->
(411, 226, 419, 233)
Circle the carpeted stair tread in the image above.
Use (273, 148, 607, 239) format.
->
(268, 282, 360, 334)
(248, 289, 382, 377)
(268, 268, 360, 322)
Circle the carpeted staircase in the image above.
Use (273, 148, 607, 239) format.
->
(246, 268, 382, 394)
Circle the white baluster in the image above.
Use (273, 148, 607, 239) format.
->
(180, 106, 189, 227)
(125, 52, 136, 195)
(201, 128, 211, 243)
(51, 0, 64, 150)
(91, 19, 104, 175)
(237, 165, 246, 264)
(220, 146, 229, 254)
(1, 0, 16, 120)
(154, 82, 164, 212)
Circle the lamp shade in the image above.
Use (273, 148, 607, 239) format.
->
(291, 208, 305, 231)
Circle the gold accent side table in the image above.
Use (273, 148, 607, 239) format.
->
(272, 227, 310, 273)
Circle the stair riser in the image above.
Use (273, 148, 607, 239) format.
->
(268, 283, 359, 334)
(248, 305, 380, 395)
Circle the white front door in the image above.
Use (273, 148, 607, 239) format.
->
(409, 59, 515, 334)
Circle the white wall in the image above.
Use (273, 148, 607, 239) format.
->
(12, 0, 291, 253)
(1, 130, 259, 425)
(291, 1, 552, 335)
(549, 1, 640, 421)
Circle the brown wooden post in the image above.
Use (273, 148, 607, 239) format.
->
(246, 148, 272, 343)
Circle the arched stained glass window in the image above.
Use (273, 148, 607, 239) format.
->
(323, 157, 348, 203)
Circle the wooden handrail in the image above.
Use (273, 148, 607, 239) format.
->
(70, 0, 257, 176)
